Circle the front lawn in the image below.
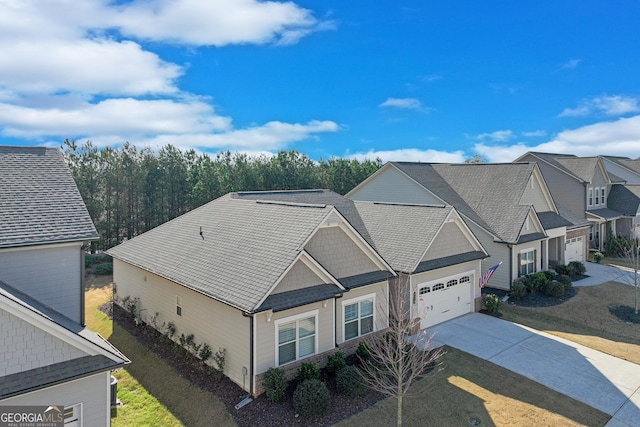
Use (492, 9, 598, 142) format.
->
(338, 347, 609, 427)
(501, 281, 640, 364)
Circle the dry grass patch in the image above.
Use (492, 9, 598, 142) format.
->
(502, 282, 640, 364)
(338, 347, 609, 427)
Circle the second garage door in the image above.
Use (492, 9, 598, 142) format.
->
(416, 272, 474, 329)
(565, 236, 585, 263)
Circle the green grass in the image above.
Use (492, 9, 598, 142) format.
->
(338, 347, 610, 427)
(85, 284, 236, 427)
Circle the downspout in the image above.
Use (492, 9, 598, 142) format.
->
(80, 246, 86, 327)
(507, 244, 513, 289)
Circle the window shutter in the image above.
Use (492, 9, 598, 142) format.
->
(517, 253, 522, 277)
(534, 250, 537, 272)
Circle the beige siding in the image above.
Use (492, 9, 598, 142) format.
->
(467, 222, 512, 289)
(0, 309, 87, 376)
(336, 281, 388, 344)
(304, 226, 378, 278)
(271, 260, 326, 294)
(0, 243, 83, 324)
(254, 300, 334, 375)
(349, 166, 440, 204)
(520, 175, 554, 211)
(423, 222, 476, 261)
(513, 241, 542, 278)
(113, 259, 250, 391)
(2, 372, 111, 427)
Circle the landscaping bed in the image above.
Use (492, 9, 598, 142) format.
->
(102, 302, 385, 427)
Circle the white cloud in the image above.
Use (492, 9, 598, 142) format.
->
(475, 130, 515, 142)
(560, 58, 581, 70)
(379, 97, 429, 112)
(522, 130, 547, 137)
(346, 148, 466, 163)
(559, 95, 640, 118)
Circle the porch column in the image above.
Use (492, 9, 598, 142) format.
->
(543, 239, 549, 271)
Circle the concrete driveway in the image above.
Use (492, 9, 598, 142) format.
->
(578, 262, 639, 287)
(422, 313, 640, 427)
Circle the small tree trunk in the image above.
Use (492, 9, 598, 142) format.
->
(397, 393, 402, 427)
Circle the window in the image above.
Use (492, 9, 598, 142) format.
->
(419, 286, 430, 295)
(343, 296, 374, 341)
(595, 187, 600, 205)
(588, 187, 593, 206)
(459, 276, 470, 284)
(64, 404, 81, 426)
(276, 311, 317, 365)
(446, 279, 458, 288)
(432, 283, 445, 291)
(601, 187, 606, 206)
(520, 250, 535, 276)
(176, 295, 182, 316)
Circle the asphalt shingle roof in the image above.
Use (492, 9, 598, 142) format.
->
(108, 195, 336, 312)
(413, 251, 487, 274)
(587, 208, 626, 221)
(0, 146, 98, 248)
(608, 185, 640, 216)
(392, 162, 536, 243)
(537, 211, 574, 230)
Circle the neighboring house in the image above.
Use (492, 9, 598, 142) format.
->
(515, 152, 623, 253)
(0, 146, 128, 426)
(236, 190, 488, 329)
(347, 162, 571, 290)
(601, 156, 640, 239)
(107, 193, 396, 395)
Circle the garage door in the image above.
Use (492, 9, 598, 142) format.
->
(565, 237, 585, 263)
(416, 273, 473, 329)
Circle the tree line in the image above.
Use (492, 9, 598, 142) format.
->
(61, 140, 382, 251)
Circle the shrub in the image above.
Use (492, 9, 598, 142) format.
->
(594, 251, 604, 263)
(165, 321, 176, 339)
(557, 274, 573, 294)
(542, 270, 557, 281)
(198, 343, 212, 362)
(293, 379, 330, 418)
(296, 362, 320, 382)
(482, 293, 501, 313)
(336, 365, 366, 397)
(555, 264, 574, 276)
(213, 348, 226, 374)
(356, 341, 371, 362)
(545, 280, 565, 298)
(262, 368, 287, 402)
(525, 272, 549, 294)
(94, 262, 113, 275)
(569, 261, 586, 276)
(510, 278, 527, 300)
(326, 352, 346, 377)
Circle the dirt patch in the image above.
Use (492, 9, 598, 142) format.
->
(609, 306, 640, 324)
(101, 302, 385, 427)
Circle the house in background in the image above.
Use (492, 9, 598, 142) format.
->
(515, 152, 623, 253)
(601, 156, 640, 239)
(0, 146, 128, 426)
(236, 190, 488, 329)
(347, 162, 571, 290)
(108, 193, 396, 395)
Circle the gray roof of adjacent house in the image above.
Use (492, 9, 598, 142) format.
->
(537, 211, 574, 230)
(587, 207, 627, 221)
(0, 281, 128, 399)
(108, 194, 346, 313)
(0, 146, 98, 248)
(608, 185, 640, 216)
(391, 162, 539, 243)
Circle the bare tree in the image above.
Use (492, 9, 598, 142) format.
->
(358, 274, 445, 427)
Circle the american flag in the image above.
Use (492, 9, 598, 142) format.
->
(479, 262, 502, 288)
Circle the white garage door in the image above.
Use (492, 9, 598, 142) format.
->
(416, 273, 473, 329)
(565, 237, 585, 263)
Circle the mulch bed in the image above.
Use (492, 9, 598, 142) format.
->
(101, 302, 385, 426)
(608, 305, 640, 324)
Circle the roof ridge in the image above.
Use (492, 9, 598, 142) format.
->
(254, 200, 328, 208)
(370, 201, 447, 208)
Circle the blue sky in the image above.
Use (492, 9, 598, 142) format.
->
(1, 0, 640, 162)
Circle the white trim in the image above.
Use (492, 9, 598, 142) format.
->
(0, 241, 83, 254)
(64, 402, 83, 427)
(274, 309, 319, 366)
(176, 295, 183, 316)
(341, 293, 376, 342)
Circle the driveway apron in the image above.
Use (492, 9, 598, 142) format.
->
(424, 313, 640, 427)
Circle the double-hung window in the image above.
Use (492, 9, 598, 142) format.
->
(595, 187, 601, 205)
(276, 311, 317, 366)
(520, 250, 535, 276)
(601, 187, 606, 206)
(343, 295, 375, 341)
(588, 187, 593, 206)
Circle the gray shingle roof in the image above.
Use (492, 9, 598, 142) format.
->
(392, 162, 535, 243)
(413, 251, 487, 274)
(258, 284, 342, 313)
(0, 146, 98, 248)
(608, 185, 640, 216)
(587, 207, 626, 221)
(554, 157, 602, 183)
(108, 194, 337, 312)
(537, 211, 574, 230)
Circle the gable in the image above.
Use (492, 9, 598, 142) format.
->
(592, 163, 608, 186)
(348, 165, 441, 204)
(520, 209, 545, 236)
(271, 258, 329, 295)
(422, 221, 477, 262)
(519, 169, 556, 212)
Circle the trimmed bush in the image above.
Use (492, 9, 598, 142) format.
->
(262, 368, 287, 402)
(569, 261, 586, 276)
(545, 280, 565, 298)
(336, 365, 366, 397)
(525, 272, 549, 294)
(482, 293, 502, 313)
(326, 352, 346, 377)
(542, 270, 557, 281)
(296, 362, 320, 382)
(593, 251, 604, 263)
(555, 264, 574, 276)
(557, 274, 572, 293)
(510, 278, 527, 300)
(293, 379, 330, 418)
(356, 341, 371, 362)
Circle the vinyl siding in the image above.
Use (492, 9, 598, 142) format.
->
(254, 300, 333, 375)
(271, 260, 326, 294)
(304, 226, 379, 278)
(336, 281, 388, 344)
(0, 309, 87, 376)
(603, 159, 640, 184)
(113, 260, 250, 391)
(0, 243, 82, 324)
(467, 222, 512, 290)
(520, 175, 554, 211)
(1, 372, 111, 427)
(513, 241, 542, 278)
(349, 166, 440, 204)
(422, 222, 476, 261)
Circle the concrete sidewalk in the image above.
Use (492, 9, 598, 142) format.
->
(420, 313, 640, 427)
(577, 262, 639, 287)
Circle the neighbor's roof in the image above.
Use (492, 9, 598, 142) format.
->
(391, 162, 537, 243)
(608, 185, 640, 216)
(0, 146, 98, 248)
(108, 194, 340, 313)
(520, 152, 611, 184)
